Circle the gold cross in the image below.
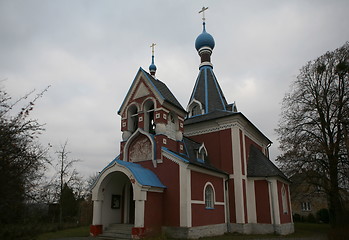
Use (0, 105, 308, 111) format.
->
(150, 43, 156, 56)
(199, 6, 209, 21)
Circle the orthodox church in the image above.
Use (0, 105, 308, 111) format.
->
(90, 11, 294, 239)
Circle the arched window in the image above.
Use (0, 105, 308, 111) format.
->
(144, 100, 155, 134)
(281, 185, 288, 214)
(127, 105, 138, 133)
(205, 184, 214, 209)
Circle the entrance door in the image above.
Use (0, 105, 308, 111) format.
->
(122, 183, 135, 224)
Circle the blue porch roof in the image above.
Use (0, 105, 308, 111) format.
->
(115, 159, 166, 188)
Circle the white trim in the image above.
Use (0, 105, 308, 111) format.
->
(161, 149, 187, 166)
(199, 62, 213, 68)
(187, 98, 204, 117)
(247, 179, 257, 223)
(185, 123, 234, 137)
(141, 96, 157, 111)
(191, 200, 225, 205)
(134, 199, 145, 227)
(268, 178, 280, 224)
(204, 182, 215, 208)
(191, 200, 205, 204)
(118, 70, 164, 116)
(92, 200, 102, 225)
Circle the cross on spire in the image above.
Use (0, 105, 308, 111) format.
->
(150, 43, 156, 56)
(199, 6, 209, 22)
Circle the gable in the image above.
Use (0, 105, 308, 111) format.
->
(118, 67, 184, 116)
(118, 68, 163, 116)
(133, 82, 150, 99)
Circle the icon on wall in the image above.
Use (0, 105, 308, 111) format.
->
(111, 195, 121, 209)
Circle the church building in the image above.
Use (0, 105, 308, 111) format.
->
(90, 11, 294, 239)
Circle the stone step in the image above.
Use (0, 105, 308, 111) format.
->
(98, 224, 133, 240)
(99, 232, 132, 239)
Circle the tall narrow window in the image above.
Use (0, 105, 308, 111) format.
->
(205, 184, 214, 209)
(128, 105, 138, 133)
(281, 185, 288, 214)
(144, 100, 155, 134)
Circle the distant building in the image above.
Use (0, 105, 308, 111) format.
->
(90, 13, 294, 239)
(289, 173, 328, 220)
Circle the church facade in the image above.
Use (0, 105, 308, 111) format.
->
(90, 18, 294, 239)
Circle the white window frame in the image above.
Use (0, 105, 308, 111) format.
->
(204, 183, 215, 209)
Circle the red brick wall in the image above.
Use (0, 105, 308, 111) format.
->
(242, 179, 248, 223)
(189, 129, 233, 174)
(190, 170, 225, 226)
(229, 179, 236, 223)
(191, 171, 224, 202)
(254, 180, 271, 224)
(191, 205, 225, 226)
(139, 158, 180, 226)
(144, 192, 163, 233)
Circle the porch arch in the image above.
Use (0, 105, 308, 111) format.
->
(91, 158, 166, 229)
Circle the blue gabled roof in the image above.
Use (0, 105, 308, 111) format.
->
(116, 159, 166, 188)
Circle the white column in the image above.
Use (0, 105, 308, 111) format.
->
(247, 179, 257, 223)
(92, 200, 103, 225)
(232, 127, 245, 223)
(180, 166, 192, 227)
(134, 199, 145, 227)
(268, 179, 280, 225)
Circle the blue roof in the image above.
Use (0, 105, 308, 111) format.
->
(195, 22, 215, 51)
(116, 159, 166, 188)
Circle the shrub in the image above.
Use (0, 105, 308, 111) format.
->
(307, 213, 316, 223)
(316, 208, 329, 223)
(293, 213, 301, 222)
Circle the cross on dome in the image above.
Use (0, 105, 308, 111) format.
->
(199, 6, 209, 22)
(150, 43, 156, 56)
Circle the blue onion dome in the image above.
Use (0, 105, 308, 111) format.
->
(149, 55, 157, 72)
(195, 22, 215, 51)
(149, 63, 157, 71)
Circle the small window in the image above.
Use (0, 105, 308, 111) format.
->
(301, 202, 311, 212)
(205, 185, 214, 209)
(197, 144, 207, 163)
(191, 104, 201, 117)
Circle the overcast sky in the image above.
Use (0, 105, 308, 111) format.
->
(1, 0, 349, 178)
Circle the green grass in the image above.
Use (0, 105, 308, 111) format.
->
(35, 223, 330, 240)
(36, 226, 90, 240)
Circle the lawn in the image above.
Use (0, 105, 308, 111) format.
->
(36, 226, 90, 240)
(36, 223, 330, 240)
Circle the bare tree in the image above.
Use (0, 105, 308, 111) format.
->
(276, 42, 349, 227)
(53, 141, 81, 225)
